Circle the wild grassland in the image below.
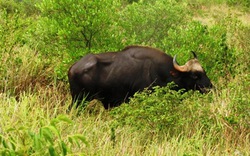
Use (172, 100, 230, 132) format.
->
(0, 0, 249, 155)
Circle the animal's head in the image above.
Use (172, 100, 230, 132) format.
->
(173, 52, 212, 93)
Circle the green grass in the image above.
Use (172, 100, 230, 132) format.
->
(1, 86, 249, 155)
(0, 0, 250, 155)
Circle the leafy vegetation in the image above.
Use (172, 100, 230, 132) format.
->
(0, 0, 249, 155)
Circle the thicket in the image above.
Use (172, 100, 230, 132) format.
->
(0, 0, 249, 155)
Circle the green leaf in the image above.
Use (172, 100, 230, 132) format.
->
(50, 115, 73, 126)
(68, 134, 88, 148)
(41, 127, 54, 144)
(34, 135, 42, 150)
(47, 126, 61, 138)
(48, 145, 56, 156)
(56, 115, 73, 124)
(61, 141, 67, 156)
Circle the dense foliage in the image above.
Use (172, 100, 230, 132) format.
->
(0, 0, 249, 155)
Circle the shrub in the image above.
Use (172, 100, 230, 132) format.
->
(0, 0, 40, 16)
(117, 0, 189, 47)
(0, 9, 28, 53)
(226, 0, 250, 9)
(0, 9, 45, 95)
(0, 0, 20, 14)
(110, 84, 202, 135)
(0, 114, 87, 155)
(110, 77, 249, 142)
(36, 0, 121, 54)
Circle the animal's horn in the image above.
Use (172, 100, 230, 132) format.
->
(173, 55, 188, 72)
(191, 51, 197, 59)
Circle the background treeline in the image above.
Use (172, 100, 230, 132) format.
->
(0, 0, 249, 155)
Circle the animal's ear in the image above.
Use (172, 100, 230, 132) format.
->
(170, 70, 179, 77)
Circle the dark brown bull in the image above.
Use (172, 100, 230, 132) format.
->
(68, 46, 212, 109)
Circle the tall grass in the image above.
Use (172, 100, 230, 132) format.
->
(1, 85, 249, 155)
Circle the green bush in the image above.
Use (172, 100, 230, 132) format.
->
(36, 0, 121, 54)
(0, 9, 43, 95)
(117, 0, 188, 47)
(0, 0, 20, 14)
(35, 0, 189, 54)
(110, 84, 205, 135)
(153, 20, 241, 82)
(110, 78, 249, 140)
(0, 9, 27, 53)
(0, 0, 40, 16)
(226, 0, 250, 8)
(0, 115, 87, 155)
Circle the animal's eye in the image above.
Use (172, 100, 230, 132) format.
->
(191, 73, 199, 80)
